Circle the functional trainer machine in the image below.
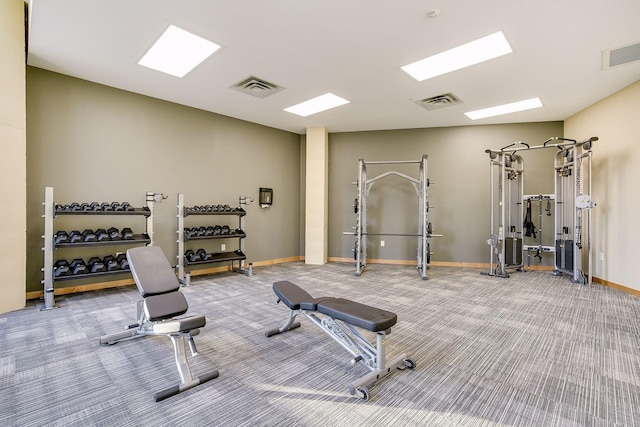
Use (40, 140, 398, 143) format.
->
(345, 155, 437, 279)
(483, 151, 525, 277)
(99, 246, 218, 401)
(484, 136, 598, 284)
(265, 280, 415, 401)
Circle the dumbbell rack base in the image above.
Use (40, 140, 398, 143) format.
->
(184, 250, 246, 266)
(53, 268, 133, 282)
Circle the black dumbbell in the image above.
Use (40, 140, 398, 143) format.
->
(82, 229, 97, 242)
(100, 202, 113, 211)
(87, 256, 106, 273)
(205, 226, 215, 236)
(213, 225, 222, 235)
(121, 202, 134, 212)
(121, 228, 134, 240)
(107, 227, 121, 240)
(197, 226, 207, 237)
(110, 202, 122, 211)
(81, 202, 91, 211)
(116, 253, 129, 270)
(184, 228, 196, 239)
(95, 228, 109, 241)
(220, 225, 231, 235)
(54, 260, 71, 277)
(69, 202, 81, 211)
(69, 258, 88, 275)
(185, 249, 199, 263)
(103, 255, 120, 271)
(68, 230, 83, 243)
(197, 248, 213, 261)
(90, 202, 101, 211)
(54, 231, 69, 244)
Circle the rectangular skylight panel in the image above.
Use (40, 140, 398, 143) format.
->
(138, 25, 221, 78)
(465, 97, 543, 120)
(401, 31, 513, 81)
(283, 93, 350, 117)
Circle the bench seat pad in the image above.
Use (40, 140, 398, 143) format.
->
(317, 298, 397, 332)
(152, 315, 206, 334)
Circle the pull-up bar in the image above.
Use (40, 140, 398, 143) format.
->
(486, 136, 598, 156)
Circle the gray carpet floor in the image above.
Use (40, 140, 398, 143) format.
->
(1, 262, 639, 426)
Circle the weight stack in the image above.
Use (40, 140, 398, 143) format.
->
(555, 239, 574, 270)
(505, 237, 522, 265)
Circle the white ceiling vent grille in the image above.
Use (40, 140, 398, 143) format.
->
(415, 93, 461, 111)
(231, 76, 284, 98)
(602, 42, 640, 69)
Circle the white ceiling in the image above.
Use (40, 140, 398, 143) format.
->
(26, 0, 640, 135)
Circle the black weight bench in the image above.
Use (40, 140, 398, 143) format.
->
(266, 281, 415, 400)
(99, 246, 218, 402)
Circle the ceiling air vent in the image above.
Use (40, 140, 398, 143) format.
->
(231, 76, 284, 98)
(602, 41, 640, 69)
(415, 93, 461, 111)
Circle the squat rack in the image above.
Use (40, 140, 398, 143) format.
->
(484, 136, 598, 284)
(345, 155, 435, 279)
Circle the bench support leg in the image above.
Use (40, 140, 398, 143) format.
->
(265, 309, 302, 337)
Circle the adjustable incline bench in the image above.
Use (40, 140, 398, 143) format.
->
(99, 246, 218, 402)
(266, 281, 415, 400)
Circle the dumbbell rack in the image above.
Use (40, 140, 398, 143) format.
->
(176, 193, 248, 285)
(41, 187, 156, 310)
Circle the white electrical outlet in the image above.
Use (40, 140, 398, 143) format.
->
(599, 252, 604, 261)
(221, 244, 226, 251)
(380, 240, 385, 247)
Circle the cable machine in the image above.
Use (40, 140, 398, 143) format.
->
(345, 155, 435, 279)
(483, 150, 524, 278)
(484, 136, 598, 284)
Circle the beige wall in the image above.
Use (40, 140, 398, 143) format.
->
(26, 68, 301, 293)
(0, 0, 27, 313)
(565, 80, 640, 291)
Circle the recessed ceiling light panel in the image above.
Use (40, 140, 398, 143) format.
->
(283, 93, 350, 117)
(401, 31, 513, 81)
(138, 25, 221, 78)
(465, 97, 543, 120)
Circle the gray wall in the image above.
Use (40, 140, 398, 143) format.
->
(26, 67, 301, 293)
(328, 123, 563, 264)
(25, 65, 567, 295)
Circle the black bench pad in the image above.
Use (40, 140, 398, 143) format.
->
(317, 298, 397, 332)
(273, 281, 332, 311)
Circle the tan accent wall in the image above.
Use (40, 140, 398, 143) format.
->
(564, 80, 640, 291)
(0, 0, 27, 313)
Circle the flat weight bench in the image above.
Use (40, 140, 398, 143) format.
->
(99, 246, 218, 402)
(266, 281, 415, 400)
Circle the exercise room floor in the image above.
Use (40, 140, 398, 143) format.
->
(1, 262, 639, 426)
